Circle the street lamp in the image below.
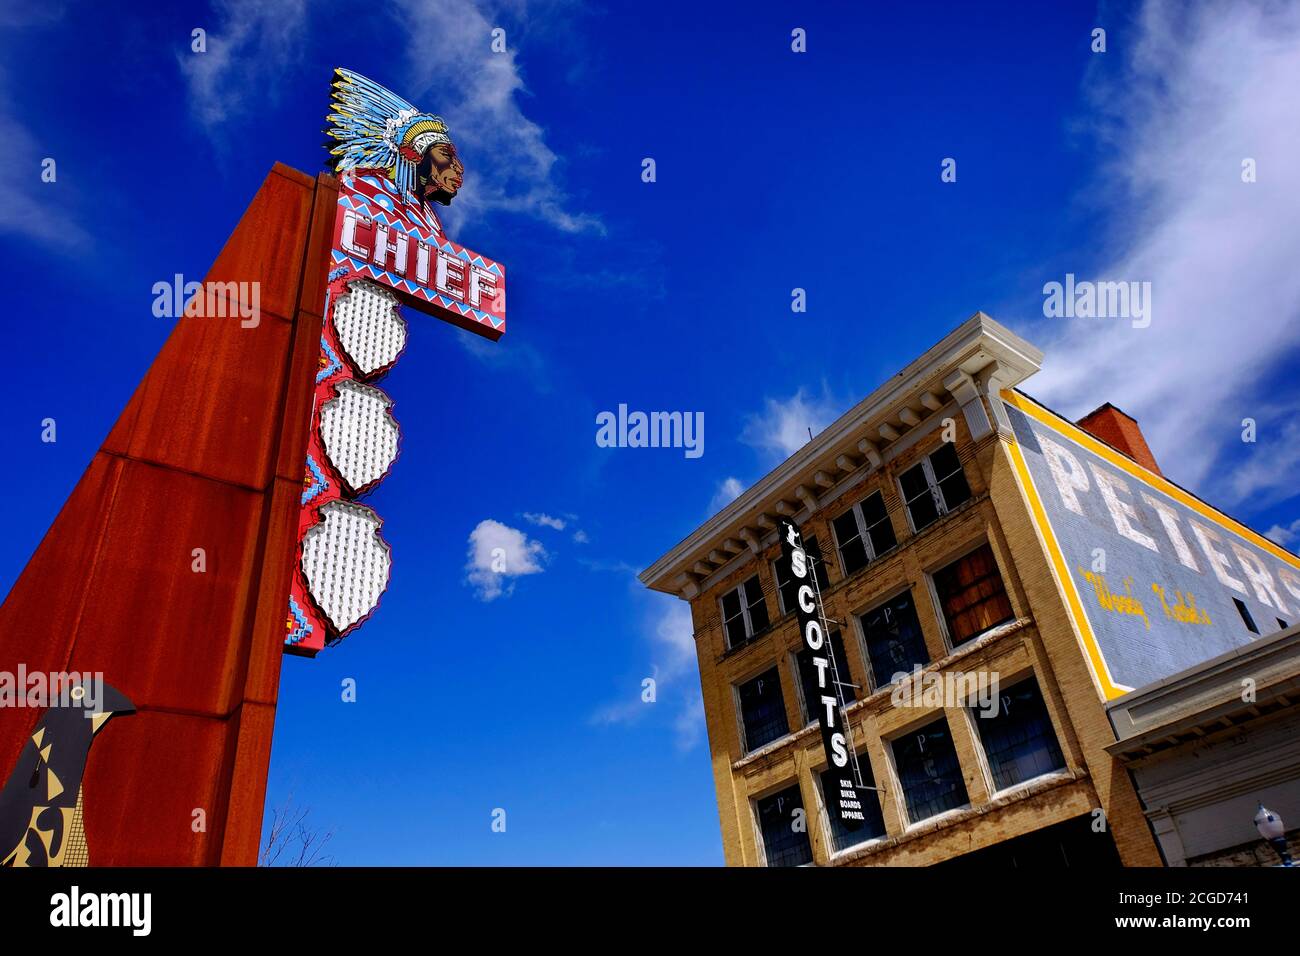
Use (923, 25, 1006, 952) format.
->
(1254, 804, 1294, 867)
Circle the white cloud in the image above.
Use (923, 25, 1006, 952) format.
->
(1265, 517, 1300, 548)
(395, 0, 601, 235)
(709, 477, 745, 513)
(523, 512, 566, 530)
(177, 0, 307, 134)
(589, 593, 703, 749)
(464, 519, 546, 600)
(1025, 0, 1300, 509)
(741, 387, 840, 464)
(572, 529, 590, 544)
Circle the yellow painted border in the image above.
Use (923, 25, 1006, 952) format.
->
(1003, 390, 1300, 569)
(1002, 427, 1129, 700)
(999, 389, 1300, 702)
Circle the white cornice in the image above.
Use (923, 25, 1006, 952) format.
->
(639, 312, 1042, 595)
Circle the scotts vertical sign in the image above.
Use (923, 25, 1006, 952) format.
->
(779, 519, 865, 830)
(286, 68, 506, 655)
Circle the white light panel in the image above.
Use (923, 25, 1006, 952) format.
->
(331, 279, 408, 377)
(319, 380, 400, 494)
(301, 500, 392, 635)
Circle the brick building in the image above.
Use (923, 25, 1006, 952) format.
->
(640, 313, 1300, 867)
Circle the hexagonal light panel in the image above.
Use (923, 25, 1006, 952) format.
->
(330, 279, 408, 378)
(318, 380, 400, 495)
(300, 500, 392, 636)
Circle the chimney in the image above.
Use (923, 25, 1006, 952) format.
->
(1076, 403, 1161, 476)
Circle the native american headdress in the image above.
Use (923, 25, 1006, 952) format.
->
(324, 68, 455, 203)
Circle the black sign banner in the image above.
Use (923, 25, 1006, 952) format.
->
(778, 519, 865, 831)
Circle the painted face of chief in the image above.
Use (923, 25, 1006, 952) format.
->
(418, 142, 464, 206)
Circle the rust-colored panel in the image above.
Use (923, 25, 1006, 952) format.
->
(0, 454, 124, 776)
(79, 708, 232, 866)
(275, 309, 326, 484)
(123, 315, 293, 491)
(0, 164, 333, 867)
(243, 477, 299, 706)
(218, 701, 277, 865)
(204, 166, 315, 323)
(296, 173, 341, 324)
(67, 459, 263, 716)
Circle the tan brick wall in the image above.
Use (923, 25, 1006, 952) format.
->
(688, 399, 1163, 866)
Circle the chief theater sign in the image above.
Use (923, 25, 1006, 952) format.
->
(0, 69, 505, 865)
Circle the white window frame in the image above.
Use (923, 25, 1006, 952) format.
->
(898, 445, 967, 533)
(831, 490, 894, 576)
(719, 574, 766, 647)
(732, 663, 789, 755)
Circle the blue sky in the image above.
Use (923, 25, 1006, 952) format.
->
(2, 0, 1299, 864)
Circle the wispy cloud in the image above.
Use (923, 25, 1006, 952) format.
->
(464, 518, 547, 600)
(0, 7, 88, 248)
(1026, 0, 1300, 510)
(588, 576, 703, 749)
(177, 0, 307, 134)
(741, 386, 840, 464)
(395, 0, 601, 234)
(709, 476, 744, 513)
(523, 512, 566, 530)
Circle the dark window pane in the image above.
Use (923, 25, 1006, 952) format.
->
(775, 536, 829, 614)
(1234, 598, 1259, 634)
(973, 678, 1065, 791)
(929, 442, 962, 481)
(858, 591, 930, 689)
(930, 444, 970, 510)
(863, 494, 897, 557)
(744, 575, 770, 634)
(891, 718, 969, 823)
(805, 536, 831, 591)
(900, 460, 941, 530)
(797, 630, 855, 725)
(833, 510, 865, 575)
(721, 589, 741, 619)
(722, 584, 748, 648)
(821, 761, 887, 851)
(755, 785, 812, 867)
(724, 616, 749, 648)
(933, 543, 1013, 645)
(938, 470, 971, 511)
(899, 462, 931, 503)
(738, 667, 789, 752)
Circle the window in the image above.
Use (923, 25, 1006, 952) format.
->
(1279, 618, 1290, 630)
(832, 491, 897, 576)
(932, 543, 1014, 646)
(795, 630, 856, 726)
(820, 760, 887, 852)
(1233, 598, 1259, 635)
(890, 717, 969, 824)
(857, 590, 930, 690)
(737, 666, 789, 753)
(721, 575, 770, 648)
(755, 784, 813, 867)
(899, 443, 972, 532)
(972, 677, 1065, 791)
(773, 535, 830, 615)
